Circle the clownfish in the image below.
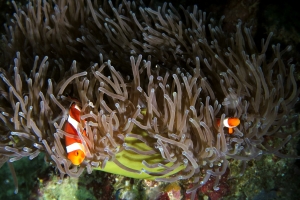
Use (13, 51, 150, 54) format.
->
(64, 103, 86, 165)
(217, 117, 240, 134)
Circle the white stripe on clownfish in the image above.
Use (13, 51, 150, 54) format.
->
(67, 114, 81, 134)
(66, 142, 86, 154)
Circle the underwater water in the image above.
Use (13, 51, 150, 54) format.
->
(0, 0, 300, 200)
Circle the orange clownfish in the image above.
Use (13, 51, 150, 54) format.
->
(64, 103, 86, 165)
(217, 117, 240, 134)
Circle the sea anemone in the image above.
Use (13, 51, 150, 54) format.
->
(0, 0, 299, 199)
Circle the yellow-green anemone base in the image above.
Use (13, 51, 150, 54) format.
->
(94, 126, 185, 180)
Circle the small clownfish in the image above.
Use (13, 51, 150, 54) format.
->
(217, 117, 240, 134)
(64, 103, 87, 165)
